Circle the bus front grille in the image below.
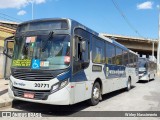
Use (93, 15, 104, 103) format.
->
(13, 87, 50, 100)
(12, 71, 54, 81)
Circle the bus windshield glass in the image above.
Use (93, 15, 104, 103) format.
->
(12, 35, 70, 70)
(139, 58, 147, 68)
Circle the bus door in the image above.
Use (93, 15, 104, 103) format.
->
(73, 35, 90, 103)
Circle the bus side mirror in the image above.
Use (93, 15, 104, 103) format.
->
(3, 36, 14, 59)
(3, 49, 12, 59)
(81, 41, 86, 52)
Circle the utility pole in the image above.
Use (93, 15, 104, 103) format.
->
(31, 1, 34, 20)
(157, 5, 160, 73)
(152, 42, 155, 61)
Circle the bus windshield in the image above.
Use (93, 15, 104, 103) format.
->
(139, 58, 147, 68)
(12, 35, 70, 70)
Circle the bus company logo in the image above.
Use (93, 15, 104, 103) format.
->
(106, 66, 125, 77)
(109, 69, 125, 75)
(14, 81, 26, 86)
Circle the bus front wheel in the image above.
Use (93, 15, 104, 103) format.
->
(88, 82, 101, 106)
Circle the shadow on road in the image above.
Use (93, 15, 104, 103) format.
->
(11, 86, 136, 116)
(101, 86, 135, 101)
(12, 99, 89, 116)
(137, 79, 155, 84)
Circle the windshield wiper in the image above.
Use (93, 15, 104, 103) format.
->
(42, 31, 54, 52)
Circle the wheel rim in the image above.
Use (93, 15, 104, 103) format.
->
(93, 87, 100, 99)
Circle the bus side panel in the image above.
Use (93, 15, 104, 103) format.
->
(150, 70, 156, 79)
(72, 63, 108, 104)
(72, 70, 88, 103)
(126, 67, 138, 85)
(104, 65, 127, 92)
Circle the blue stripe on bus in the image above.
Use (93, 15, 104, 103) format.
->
(105, 64, 126, 79)
(57, 70, 71, 81)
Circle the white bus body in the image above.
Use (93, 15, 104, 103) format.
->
(138, 57, 156, 81)
(5, 18, 139, 105)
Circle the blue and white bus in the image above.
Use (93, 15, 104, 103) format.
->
(138, 57, 156, 82)
(4, 18, 139, 105)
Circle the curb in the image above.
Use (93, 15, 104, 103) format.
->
(0, 79, 12, 109)
(0, 100, 13, 108)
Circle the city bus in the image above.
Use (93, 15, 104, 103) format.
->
(3, 18, 139, 106)
(138, 57, 156, 82)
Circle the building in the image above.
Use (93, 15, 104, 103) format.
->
(0, 21, 18, 79)
(101, 33, 158, 59)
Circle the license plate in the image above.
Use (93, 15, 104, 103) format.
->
(24, 93, 34, 99)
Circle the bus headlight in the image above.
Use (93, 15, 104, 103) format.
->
(51, 79, 69, 93)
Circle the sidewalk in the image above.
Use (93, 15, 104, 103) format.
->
(0, 79, 13, 108)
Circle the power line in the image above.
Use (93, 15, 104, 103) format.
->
(111, 0, 145, 38)
(0, 15, 18, 22)
(0, 12, 23, 22)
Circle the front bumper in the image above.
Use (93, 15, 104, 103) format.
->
(8, 76, 71, 105)
(139, 74, 149, 81)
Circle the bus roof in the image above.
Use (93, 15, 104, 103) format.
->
(98, 34, 128, 51)
(18, 18, 69, 26)
(18, 18, 129, 51)
(129, 50, 138, 55)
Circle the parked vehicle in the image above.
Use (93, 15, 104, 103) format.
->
(138, 57, 156, 82)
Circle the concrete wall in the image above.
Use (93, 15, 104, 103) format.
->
(102, 34, 158, 58)
(0, 47, 4, 78)
(0, 25, 16, 79)
(116, 40, 157, 52)
(0, 47, 12, 79)
(5, 49, 12, 79)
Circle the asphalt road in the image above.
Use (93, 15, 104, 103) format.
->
(1, 77, 160, 120)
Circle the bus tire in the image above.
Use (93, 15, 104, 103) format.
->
(126, 77, 131, 91)
(88, 82, 101, 106)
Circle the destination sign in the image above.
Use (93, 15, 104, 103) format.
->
(12, 59, 31, 67)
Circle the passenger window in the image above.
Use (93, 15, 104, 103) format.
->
(92, 37, 105, 63)
(106, 43, 116, 64)
(73, 36, 90, 73)
(75, 36, 89, 62)
(129, 53, 134, 67)
(133, 55, 138, 68)
(123, 51, 129, 66)
(116, 47, 123, 65)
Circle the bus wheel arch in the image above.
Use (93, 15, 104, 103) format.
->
(94, 78, 102, 95)
(88, 78, 102, 106)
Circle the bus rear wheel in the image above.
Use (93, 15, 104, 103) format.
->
(88, 82, 101, 106)
(126, 77, 131, 91)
